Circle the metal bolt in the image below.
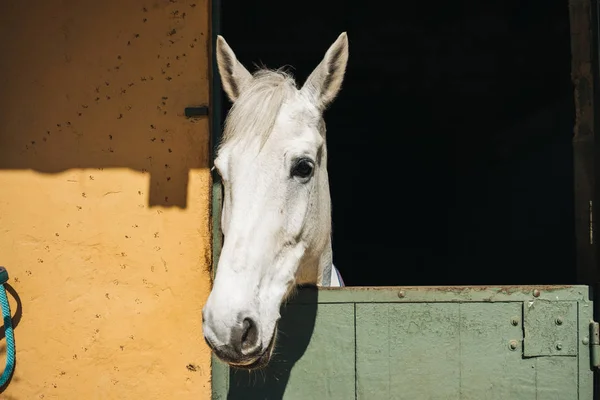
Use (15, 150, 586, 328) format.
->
(556, 342, 563, 351)
(533, 289, 541, 298)
(397, 290, 405, 298)
(511, 317, 519, 326)
(555, 317, 563, 326)
(509, 340, 518, 350)
(583, 337, 590, 345)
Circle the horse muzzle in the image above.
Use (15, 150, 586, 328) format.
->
(204, 325, 278, 370)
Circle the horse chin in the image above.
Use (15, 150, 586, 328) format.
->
(228, 325, 278, 371)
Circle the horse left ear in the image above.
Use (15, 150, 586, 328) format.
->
(301, 32, 349, 111)
(216, 35, 254, 102)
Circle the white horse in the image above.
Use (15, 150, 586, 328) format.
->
(202, 32, 349, 370)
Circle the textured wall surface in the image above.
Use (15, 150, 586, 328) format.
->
(0, 0, 213, 398)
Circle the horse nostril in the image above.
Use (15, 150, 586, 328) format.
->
(240, 317, 259, 354)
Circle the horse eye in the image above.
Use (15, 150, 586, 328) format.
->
(291, 158, 314, 180)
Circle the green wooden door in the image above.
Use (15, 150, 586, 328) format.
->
(212, 286, 596, 399)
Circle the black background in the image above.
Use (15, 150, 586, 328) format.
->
(220, 0, 575, 286)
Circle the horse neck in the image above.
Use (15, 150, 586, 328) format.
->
(295, 227, 332, 286)
(316, 236, 333, 286)
(295, 147, 333, 286)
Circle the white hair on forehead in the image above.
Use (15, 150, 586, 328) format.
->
(219, 68, 298, 151)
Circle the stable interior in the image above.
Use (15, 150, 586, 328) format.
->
(220, 0, 575, 287)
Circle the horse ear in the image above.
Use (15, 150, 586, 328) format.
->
(216, 35, 253, 102)
(301, 32, 349, 110)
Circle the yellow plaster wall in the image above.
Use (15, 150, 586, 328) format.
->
(0, 0, 213, 398)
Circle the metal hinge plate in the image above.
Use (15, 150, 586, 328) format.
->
(591, 321, 600, 369)
(523, 300, 578, 357)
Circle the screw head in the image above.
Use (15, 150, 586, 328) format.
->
(583, 337, 590, 345)
(511, 317, 519, 326)
(556, 342, 563, 351)
(533, 289, 541, 298)
(397, 290, 405, 298)
(509, 340, 518, 350)
(555, 317, 563, 325)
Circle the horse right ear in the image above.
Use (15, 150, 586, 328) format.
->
(301, 32, 349, 111)
(216, 36, 254, 102)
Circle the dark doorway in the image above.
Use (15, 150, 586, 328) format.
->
(219, 0, 575, 286)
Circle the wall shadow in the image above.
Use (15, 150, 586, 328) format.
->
(0, 0, 211, 209)
(227, 287, 318, 399)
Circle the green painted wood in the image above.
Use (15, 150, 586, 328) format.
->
(356, 303, 460, 399)
(578, 300, 595, 400)
(209, 0, 223, 281)
(458, 303, 536, 399)
(211, 286, 595, 399)
(356, 302, 582, 399)
(290, 285, 590, 304)
(211, 353, 230, 400)
(210, 179, 223, 281)
(224, 302, 355, 399)
(535, 357, 578, 399)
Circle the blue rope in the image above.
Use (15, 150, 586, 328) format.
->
(0, 267, 15, 388)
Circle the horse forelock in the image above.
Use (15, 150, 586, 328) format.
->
(219, 68, 298, 152)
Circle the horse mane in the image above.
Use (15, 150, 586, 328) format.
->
(219, 68, 297, 150)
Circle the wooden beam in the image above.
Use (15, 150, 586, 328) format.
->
(570, 0, 598, 288)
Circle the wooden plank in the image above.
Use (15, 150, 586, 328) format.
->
(288, 285, 591, 304)
(211, 353, 230, 400)
(535, 357, 578, 400)
(210, 180, 222, 281)
(578, 300, 595, 400)
(459, 303, 536, 399)
(356, 303, 461, 399)
(356, 302, 584, 399)
(209, 0, 223, 281)
(569, 0, 599, 395)
(226, 303, 355, 399)
(569, 0, 598, 287)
